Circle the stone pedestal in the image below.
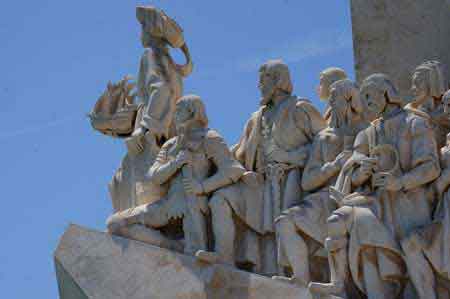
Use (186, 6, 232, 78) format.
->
(350, 0, 450, 99)
(54, 224, 310, 299)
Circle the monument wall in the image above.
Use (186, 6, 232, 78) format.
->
(351, 0, 450, 98)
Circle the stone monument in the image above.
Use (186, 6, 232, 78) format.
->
(55, 3, 450, 299)
(350, 0, 450, 99)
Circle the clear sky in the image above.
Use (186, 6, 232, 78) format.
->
(0, 1, 354, 297)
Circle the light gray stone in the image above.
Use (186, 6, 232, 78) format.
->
(54, 224, 311, 299)
(350, 0, 450, 99)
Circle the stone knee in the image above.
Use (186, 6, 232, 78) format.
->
(275, 215, 297, 239)
(326, 207, 352, 252)
(400, 232, 422, 255)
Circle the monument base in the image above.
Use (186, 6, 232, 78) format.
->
(54, 224, 311, 299)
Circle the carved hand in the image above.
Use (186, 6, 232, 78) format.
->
(182, 177, 204, 195)
(373, 172, 403, 191)
(175, 150, 192, 168)
(333, 150, 352, 169)
(359, 158, 377, 177)
(126, 127, 148, 155)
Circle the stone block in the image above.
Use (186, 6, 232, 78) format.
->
(54, 224, 310, 299)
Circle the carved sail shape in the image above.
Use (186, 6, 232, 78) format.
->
(89, 76, 139, 137)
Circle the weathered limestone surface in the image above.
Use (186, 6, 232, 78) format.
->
(54, 224, 310, 299)
(350, 0, 450, 99)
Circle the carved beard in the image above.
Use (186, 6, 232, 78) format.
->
(259, 86, 276, 106)
(260, 96, 272, 106)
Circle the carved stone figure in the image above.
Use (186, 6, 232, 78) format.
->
(407, 61, 448, 147)
(400, 136, 450, 299)
(106, 95, 245, 255)
(273, 79, 364, 287)
(309, 74, 440, 299)
(108, 6, 194, 212)
(317, 67, 348, 122)
(231, 60, 326, 274)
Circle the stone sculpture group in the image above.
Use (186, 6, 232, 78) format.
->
(89, 6, 450, 299)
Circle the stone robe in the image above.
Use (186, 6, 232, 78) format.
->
(279, 127, 346, 245)
(232, 96, 326, 232)
(333, 108, 440, 295)
(230, 96, 325, 275)
(111, 128, 245, 254)
(410, 146, 450, 282)
(109, 47, 185, 212)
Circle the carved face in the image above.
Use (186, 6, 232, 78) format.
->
(328, 86, 348, 118)
(140, 29, 153, 48)
(174, 101, 193, 131)
(361, 83, 386, 117)
(318, 74, 330, 100)
(258, 70, 276, 105)
(411, 70, 429, 104)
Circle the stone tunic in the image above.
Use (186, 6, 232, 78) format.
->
(233, 96, 326, 232)
(136, 47, 183, 140)
(279, 127, 346, 244)
(332, 108, 440, 294)
(147, 128, 245, 221)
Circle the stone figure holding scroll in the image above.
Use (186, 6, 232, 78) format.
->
(107, 95, 245, 255)
(309, 74, 440, 299)
(273, 79, 365, 287)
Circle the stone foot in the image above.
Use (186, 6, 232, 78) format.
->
(272, 276, 307, 288)
(195, 250, 221, 264)
(308, 281, 346, 298)
(195, 250, 234, 267)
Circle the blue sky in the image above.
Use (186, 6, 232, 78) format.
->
(0, 1, 354, 297)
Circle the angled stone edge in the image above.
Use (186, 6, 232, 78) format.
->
(54, 224, 311, 299)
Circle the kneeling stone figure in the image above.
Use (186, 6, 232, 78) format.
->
(107, 95, 245, 255)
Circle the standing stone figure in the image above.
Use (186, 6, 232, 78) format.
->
(310, 74, 440, 299)
(109, 6, 193, 212)
(107, 95, 245, 255)
(400, 113, 450, 299)
(317, 67, 348, 122)
(231, 60, 326, 274)
(273, 79, 364, 287)
(406, 61, 448, 148)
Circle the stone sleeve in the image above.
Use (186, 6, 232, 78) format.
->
(202, 131, 245, 194)
(147, 139, 179, 185)
(401, 118, 440, 190)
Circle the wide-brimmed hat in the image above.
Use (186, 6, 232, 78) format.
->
(136, 6, 185, 49)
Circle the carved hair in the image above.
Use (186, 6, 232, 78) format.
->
(360, 73, 403, 107)
(321, 67, 347, 86)
(176, 94, 209, 127)
(259, 60, 293, 95)
(330, 79, 363, 115)
(136, 6, 185, 49)
(414, 61, 446, 99)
